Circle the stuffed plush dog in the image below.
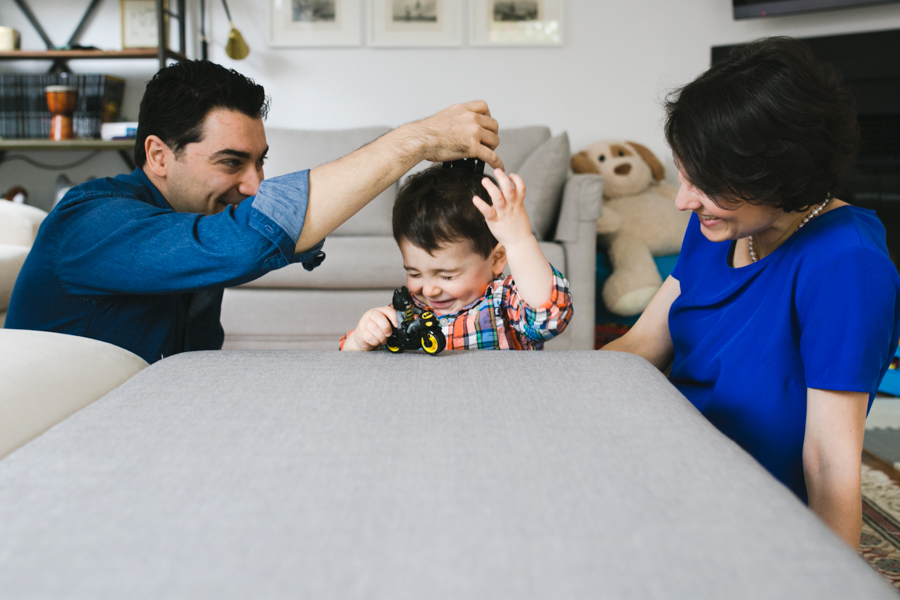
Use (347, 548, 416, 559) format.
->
(572, 140, 690, 317)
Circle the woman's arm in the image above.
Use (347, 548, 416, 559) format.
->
(601, 275, 680, 372)
(803, 387, 868, 549)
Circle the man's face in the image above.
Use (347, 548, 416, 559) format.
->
(164, 109, 268, 215)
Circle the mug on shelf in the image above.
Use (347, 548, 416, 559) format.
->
(0, 27, 20, 51)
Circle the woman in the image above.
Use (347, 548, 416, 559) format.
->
(605, 37, 900, 548)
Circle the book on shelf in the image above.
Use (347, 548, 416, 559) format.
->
(0, 73, 125, 140)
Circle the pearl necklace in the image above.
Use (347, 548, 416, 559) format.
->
(747, 196, 832, 263)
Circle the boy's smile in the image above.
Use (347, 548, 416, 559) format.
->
(398, 238, 507, 316)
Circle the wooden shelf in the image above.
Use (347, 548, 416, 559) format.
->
(0, 139, 135, 151)
(0, 49, 188, 62)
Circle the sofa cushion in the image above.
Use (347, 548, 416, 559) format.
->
(242, 236, 406, 290)
(486, 126, 552, 174)
(241, 238, 565, 291)
(0, 245, 29, 312)
(538, 241, 565, 272)
(517, 133, 571, 240)
(263, 127, 396, 237)
(0, 202, 47, 247)
(0, 330, 148, 459)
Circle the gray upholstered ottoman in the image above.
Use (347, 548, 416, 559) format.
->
(0, 351, 893, 599)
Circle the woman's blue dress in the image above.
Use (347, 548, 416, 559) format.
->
(669, 206, 900, 502)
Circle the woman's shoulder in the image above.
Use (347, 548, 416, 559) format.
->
(797, 204, 891, 263)
(794, 204, 899, 289)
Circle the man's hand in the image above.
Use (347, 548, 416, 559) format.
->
(342, 305, 399, 351)
(410, 101, 503, 170)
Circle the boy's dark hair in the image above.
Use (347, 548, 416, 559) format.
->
(134, 60, 270, 167)
(393, 166, 498, 258)
(664, 36, 860, 212)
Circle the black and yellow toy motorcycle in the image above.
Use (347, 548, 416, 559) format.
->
(384, 287, 447, 355)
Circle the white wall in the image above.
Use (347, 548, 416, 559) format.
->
(2, 0, 900, 210)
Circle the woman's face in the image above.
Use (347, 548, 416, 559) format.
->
(674, 169, 785, 242)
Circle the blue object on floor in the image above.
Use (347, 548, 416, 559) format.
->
(878, 343, 900, 396)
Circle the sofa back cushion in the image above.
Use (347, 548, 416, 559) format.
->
(263, 127, 395, 236)
(262, 125, 570, 241)
(0, 245, 29, 313)
(0, 202, 48, 247)
(487, 126, 552, 174)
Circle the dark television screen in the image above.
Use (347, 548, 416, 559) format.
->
(734, 0, 899, 19)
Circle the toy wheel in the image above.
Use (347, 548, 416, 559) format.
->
(421, 330, 446, 355)
(385, 336, 402, 353)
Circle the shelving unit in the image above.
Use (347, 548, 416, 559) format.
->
(0, 48, 187, 67)
(0, 0, 190, 169)
(0, 140, 137, 170)
(6, 0, 188, 72)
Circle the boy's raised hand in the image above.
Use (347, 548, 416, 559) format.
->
(474, 168, 554, 309)
(344, 305, 399, 351)
(473, 169, 533, 250)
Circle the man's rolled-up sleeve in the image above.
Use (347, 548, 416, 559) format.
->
(248, 170, 326, 271)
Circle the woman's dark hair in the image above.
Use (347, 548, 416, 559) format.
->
(664, 36, 860, 212)
(393, 166, 498, 258)
(134, 60, 269, 167)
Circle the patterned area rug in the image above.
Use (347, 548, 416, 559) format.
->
(860, 463, 900, 592)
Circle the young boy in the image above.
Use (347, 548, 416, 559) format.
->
(340, 165, 573, 351)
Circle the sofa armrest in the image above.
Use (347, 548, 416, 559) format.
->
(547, 174, 603, 351)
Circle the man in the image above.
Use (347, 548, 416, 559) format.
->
(5, 61, 502, 364)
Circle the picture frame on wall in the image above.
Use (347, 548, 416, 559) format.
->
(121, 0, 167, 49)
(469, 0, 563, 46)
(368, 0, 461, 47)
(269, 0, 362, 47)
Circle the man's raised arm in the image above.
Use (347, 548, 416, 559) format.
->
(295, 101, 502, 253)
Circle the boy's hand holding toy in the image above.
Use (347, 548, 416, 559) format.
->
(343, 305, 398, 352)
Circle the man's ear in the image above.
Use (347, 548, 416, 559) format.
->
(143, 135, 171, 178)
(491, 244, 508, 277)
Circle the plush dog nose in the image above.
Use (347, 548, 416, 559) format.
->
(614, 163, 632, 175)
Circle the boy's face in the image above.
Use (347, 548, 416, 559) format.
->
(398, 238, 507, 316)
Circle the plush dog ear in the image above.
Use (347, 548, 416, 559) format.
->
(626, 141, 665, 181)
(571, 151, 599, 174)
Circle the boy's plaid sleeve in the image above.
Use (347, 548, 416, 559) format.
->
(502, 265, 573, 342)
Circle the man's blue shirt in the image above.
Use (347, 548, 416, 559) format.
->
(6, 168, 324, 363)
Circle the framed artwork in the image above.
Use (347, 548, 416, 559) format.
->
(469, 0, 563, 46)
(368, 0, 461, 47)
(121, 0, 167, 49)
(269, 0, 362, 47)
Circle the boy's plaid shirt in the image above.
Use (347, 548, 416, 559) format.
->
(341, 265, 573, 351)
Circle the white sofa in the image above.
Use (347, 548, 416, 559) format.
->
(0, 201, 47, 327)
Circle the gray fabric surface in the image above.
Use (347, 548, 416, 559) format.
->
(0, 351, 892, 599)
(239, 236, 407, 289)
(486, 126, 552, 175)
(517, 133, 571, 240)
(264, 127, 396, 237)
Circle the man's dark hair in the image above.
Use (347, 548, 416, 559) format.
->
(393, 166, 498, 258)
(134, 60, 269, 167)
(664, 36, 860, 212)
